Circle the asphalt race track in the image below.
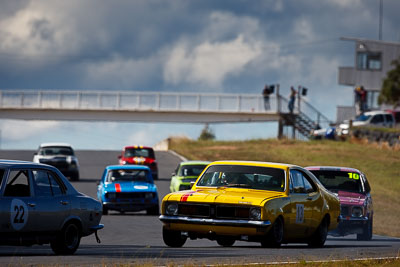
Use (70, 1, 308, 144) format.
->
(0, 150, 399, 266)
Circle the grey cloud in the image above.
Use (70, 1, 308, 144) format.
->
(29, 18, 54, 41)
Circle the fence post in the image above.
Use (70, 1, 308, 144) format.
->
(297, 86, 301, 114)
(59, 93, 62, 108)
(20, 92, 25, 107)
(117, 92, 121, 109)
(197, 94, 201, 111)
(77, 92, 81, 109)
(38, 91, 42, 108)
(98, 93, 101, 109)
(276, 84, 281, 113)
(156, 93, 160, 110)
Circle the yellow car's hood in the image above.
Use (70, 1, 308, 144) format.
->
(165, 187, 285, 206)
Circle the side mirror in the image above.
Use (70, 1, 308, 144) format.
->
(33, 152, 37, 156)
(118, 155, 122, 159)
(190, 181, 195, 189)
(171, 172, 176, 176)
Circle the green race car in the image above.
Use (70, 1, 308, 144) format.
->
(169, 161, 210, 192)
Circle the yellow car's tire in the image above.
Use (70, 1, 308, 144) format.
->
(216, 237, 236, 247)
(261, 217, 283, 248)
(162, 227, 187, 247)
(308, 217, 328, 248)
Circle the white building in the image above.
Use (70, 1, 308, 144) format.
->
(337, 37, 400, 123)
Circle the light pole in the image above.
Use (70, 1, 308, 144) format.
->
(379, 0, 383, 40)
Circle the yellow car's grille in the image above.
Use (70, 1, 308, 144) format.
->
(177, 203, 251, 220)
(216, 206, 250, 219)
(178, 204, 210, 217)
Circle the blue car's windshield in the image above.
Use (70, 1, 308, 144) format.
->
(107, 169, 150, 183)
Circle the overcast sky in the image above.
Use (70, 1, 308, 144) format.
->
(1, 0, 400, 150)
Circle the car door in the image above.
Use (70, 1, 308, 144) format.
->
(301, 171, 323, 231)
(286, 169, 308, 238)
(384, 114, 394, 127)
(30, 169, 70, 232)
(287, 169, 319, 238)
(1, 169, 37, 233)
(370, 114, 384, 127)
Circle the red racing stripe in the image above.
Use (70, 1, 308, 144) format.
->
(115, 183, 121, 193)
(180, 191, 195, 202)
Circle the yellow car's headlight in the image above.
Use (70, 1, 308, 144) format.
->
(166, 202, 178, 215)
(249, 207, 261, 220)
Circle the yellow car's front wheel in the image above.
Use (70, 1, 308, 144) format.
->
(261, 217, 283, 248)
(162, 227, 187, 247)
(216, 236, 236, 247)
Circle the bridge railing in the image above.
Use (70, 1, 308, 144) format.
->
(0, 90, 280, 114)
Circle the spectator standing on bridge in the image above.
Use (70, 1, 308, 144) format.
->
(262, 84, 271, 110)
(288, 86, 296, 114)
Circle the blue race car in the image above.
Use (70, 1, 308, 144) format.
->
(97, 165, 159, 215)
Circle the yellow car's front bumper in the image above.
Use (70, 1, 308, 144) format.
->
(159, 215, 271, 236)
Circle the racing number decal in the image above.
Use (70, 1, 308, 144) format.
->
(133, 157, 145, 164)
(296, 204, 304, 224)
(10, 199, 29, 231)
(348, 173, 360, 180)
(14, 206, 25, 223)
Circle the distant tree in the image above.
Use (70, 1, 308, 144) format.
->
(198, 124, 215, 141)
(378, 58, 400, 108)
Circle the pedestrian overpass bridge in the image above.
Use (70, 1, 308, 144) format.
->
(0, 90, 331, 138)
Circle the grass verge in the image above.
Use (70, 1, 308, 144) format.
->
(169, 138, 400, 238)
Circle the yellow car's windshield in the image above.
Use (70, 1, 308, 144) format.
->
(197, 165, 285, 192)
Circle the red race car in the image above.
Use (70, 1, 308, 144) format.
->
(118, 146, 158, 180)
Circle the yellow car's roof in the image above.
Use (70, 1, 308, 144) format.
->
(208, 160, 297, 170)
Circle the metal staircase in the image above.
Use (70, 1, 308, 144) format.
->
(277, 95, 331, 139)
(280, 112, 319, 138)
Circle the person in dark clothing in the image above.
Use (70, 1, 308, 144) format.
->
(288, 86, 296, 113)
(262, 85, 271, 110)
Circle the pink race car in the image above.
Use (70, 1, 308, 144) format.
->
(306, 166, 373, 241)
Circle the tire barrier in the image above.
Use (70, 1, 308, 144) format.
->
(351, 127, 400, 149)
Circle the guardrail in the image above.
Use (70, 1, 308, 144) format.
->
(0, 90, 279, 114)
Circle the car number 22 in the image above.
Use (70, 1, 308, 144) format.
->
(10, 199, 29, 231)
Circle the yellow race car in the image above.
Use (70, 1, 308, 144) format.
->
(159, 161, 340, 248)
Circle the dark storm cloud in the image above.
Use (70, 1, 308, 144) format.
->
(0, 0, 399, 93)
(1, 0, 400, 149)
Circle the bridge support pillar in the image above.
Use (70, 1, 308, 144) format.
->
(278, 118, 284, 139)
